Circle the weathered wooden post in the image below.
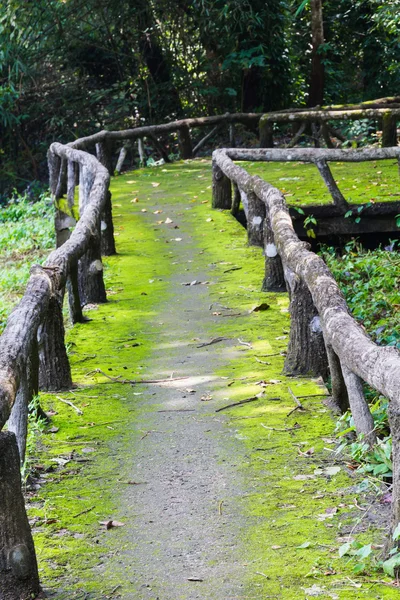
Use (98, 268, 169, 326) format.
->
(259, 115, 274, 148)
(96, 142, 117, 256)
(178, 125, 193, 159)
(212, 158, 232, 209)
(382, 110, 397, 147)
(78, 164, 107, 305)
(0, 431, 40, 599)
(7, 354, 35, 465)
(388, 404, 400, 553)
(231, 183, 241, 217)
(67, 261, 84, 324)
(284, 267, 328, 379)
(245, 191, 265, 247)
(315, 159, 349, 213)
(340, 363, 376, 446)
(325, 345, 349, 412)
(38, 291, 72, 391)
(262, 213, 286, 292)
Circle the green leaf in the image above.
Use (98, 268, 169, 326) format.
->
(383, 553, 400, 577)
(295, 0, 309, 17)
(355, 544, 372, 559)
(297, 541, 312, 549)
(392, 523, 400, 541)
(353, 562, 366, 574)
(338, 542, 352, 557)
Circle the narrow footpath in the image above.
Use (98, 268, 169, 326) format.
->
(31, 161, 392, 599)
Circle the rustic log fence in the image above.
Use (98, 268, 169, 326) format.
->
(0, 108, 400, 596)
(212, 146, 400, 550)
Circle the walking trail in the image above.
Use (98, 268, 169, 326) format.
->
(30, 160, 392, 599)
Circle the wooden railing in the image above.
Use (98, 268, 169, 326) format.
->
(212, 146, 400, 553)
(1, 110, 400, 596)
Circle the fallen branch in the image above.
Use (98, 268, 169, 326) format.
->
(215, 395, 259, 413)
(286, 386, 306, 417)
(261, 423, 301, 433)
(223, 266, 242, 273)
(56, 396, 83, 416)
(238, 338, 252, 347)
(73, 505, 95, 518)
(157, 409, 195, 413)
(85, 368, 189, 384)
(255, 357, 271, 365)
(197, 337, 228, 348)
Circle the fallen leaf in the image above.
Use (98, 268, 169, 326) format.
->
(141, 208, 147, 212)
(187, 577, 203, 582)
(165, 217, 173, 224)
(271, 545, 282, 550)
(151, 182, 160, 187)
(126, 180, 137, 183)
(99, 520, 125, 529)
(206, 218, 213, 222)
(47, 427, 59, 434)
(250, 303, 270, 313)
(130, 197, 139, 203)
(201, 394, 213, 402)
(153, 210, 163, 214)
(174, 238, 182, 242)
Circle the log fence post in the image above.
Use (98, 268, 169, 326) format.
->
(231, 183, 241, 217)
(259, 117, 274, 148)
(0, 431, 40, 599)
(283, 267, 328, 379)
(67, 261, 84, 323)
(212, 159, 232, 209)
(246, 192, 265, 247)
(55, 157, 68, 199)
(315, 159, 349, 212)
(325, 345, 349, 412)
(382, 111, 397, 147)
(340, 363, 376, 446)
(96, 143, 117, 256)
(178, 125, 193, 159)
(262, 213, 286, 292)
(388, 404, 400, 554)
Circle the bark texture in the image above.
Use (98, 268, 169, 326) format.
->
(101, 190, 117, 256)
(262, 215, 286, 292)
(212, 160, 232, 209)
(38, 294, 72, 391)
(178, 125, 193, 159)
(0, 432, 40, 599)
(246, 192, 265, 247)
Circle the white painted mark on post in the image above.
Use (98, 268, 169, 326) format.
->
(252, 216, 262, 227)
(266, 243, 278, 258)
(101, 221, 107, 231)
(310, 316, 322, 333)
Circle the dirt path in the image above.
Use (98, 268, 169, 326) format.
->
(34, 162, 392, 600)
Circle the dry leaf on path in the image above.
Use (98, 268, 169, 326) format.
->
(151, 182, 160, 187)
(99, 520, 125, 529)
(165, 217, 173, 224)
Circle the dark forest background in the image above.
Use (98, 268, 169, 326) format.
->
(1, 0, 400, 192)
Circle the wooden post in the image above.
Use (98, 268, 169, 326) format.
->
(116, 145, 128, 174)
(0, 431, 40, 599)
(101, 190, 117, 256)
(138, 138, 146, 166)
(388, 404, 400, 555)
(259, 117, 274, 148)
(67, 262, 84, 324)
(38, 293, 72, 391)
(212, 159, 232, 209)
(8, 370, 31, 466)
(178, 125, 193, 159)
(284, 268, 328, 378)
(246, 192, 265, 247)
(382, 111, 397, 147)
(96, 140, 114, 175)
(262, 214, 286, 292)
(48, 151, 61, 196)
(340, 364, 376, 446)
(55, 158, 68, 199)
(315, 159, 349, 212)
(78, 232, 107, 305)
(229, 123, 236, 148)
(231, 183, 241, 217)
(326, 345, 349, 412)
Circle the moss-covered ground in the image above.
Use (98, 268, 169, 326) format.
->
(28, 160, 399, 599)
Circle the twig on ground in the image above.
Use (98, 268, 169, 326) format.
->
(157, 409, 195, 413)
(296, 393, 330, 399)
(197, 337, 228, 348)
(56, 396, 83, 416)
(140, 429, 163, 440)
(261, 423, 301, 433)
(257, 352, 286, 358)
(255, 357, 271, 365)
(73, 506, 95, 518)
(216, 396, 259, 413)
(218, 500, 223, 515)
(286, 386, 306, 417)
(238, 338, 252, 347)
(255, 572, 270, 580)
(109, 584, 122, 597)
(223, 266, 242, 273)
(85, 368, 189, 384)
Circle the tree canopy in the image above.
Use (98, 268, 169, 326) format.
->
(1, 0, 400, 192)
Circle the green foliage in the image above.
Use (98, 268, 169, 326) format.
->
(0, 187, 55, 331)
(320, 240, 400, 348)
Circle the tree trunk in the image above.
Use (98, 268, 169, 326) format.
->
(0, 432, 40, 600)
(38, 294, 72, 391)
(308, 0, 325, 107)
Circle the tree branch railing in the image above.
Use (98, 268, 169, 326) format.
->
(212, 147, 400, 552)
(1, 107, 400, 596)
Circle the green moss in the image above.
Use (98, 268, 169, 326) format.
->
(31, 159, 395, 598)
(244, 158, 400, 206)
